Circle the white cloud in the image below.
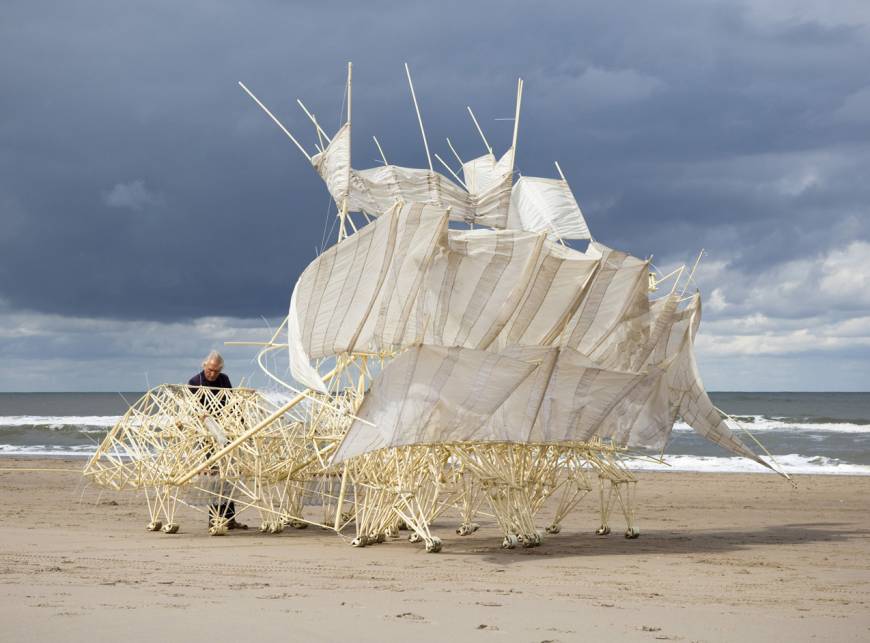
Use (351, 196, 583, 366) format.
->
(0, 305, 288, 391)
(696, 323, 870, 357)
(651, 238, 870, 375)
(102, 179, 163, 211)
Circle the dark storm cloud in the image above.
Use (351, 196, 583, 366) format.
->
(1, 0, 868, 324)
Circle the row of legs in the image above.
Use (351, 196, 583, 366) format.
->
(140, 477, 640, 552)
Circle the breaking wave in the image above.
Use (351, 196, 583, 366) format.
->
(626, 453, 870, 476)
(0, 415, 120, 431)
(673, 416, 870, 434)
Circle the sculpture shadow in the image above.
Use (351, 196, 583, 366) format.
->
(436, 522, 866, 564)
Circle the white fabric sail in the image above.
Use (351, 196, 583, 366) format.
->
(331, 345, 673, 463)
(287, 202, 448, 391)
(492, 241, 599, 349)
(310, 123, 351, 203)
(422, 228, 547, 349)
(664, 296, 774, 470)
(285, 195, 771, 471)
(507, 176, 591, 241)
(559, 243, 650, 358)
(462, 149, 514, 194)
(310, 125, 511, 228)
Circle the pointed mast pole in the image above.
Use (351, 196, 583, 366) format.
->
(372, 136, 388, 165)
(509, 78, 524, 178)
(434, 153, 468, 189)
(338, 62, 352, 242)
(404, 62, 433, 172)
(296, 98, 332, 145)
(466, 106, 493, 156)
(238, 82, 311, 161)
(446, 137, 464, 167)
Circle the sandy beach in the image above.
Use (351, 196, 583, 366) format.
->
(0, 458, 867, 642)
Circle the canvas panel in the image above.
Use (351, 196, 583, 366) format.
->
(310, 122, 351, 203)
(424, 228, 546, 349)
(507, 176, 591, 240)
(493, 241, 599, 349)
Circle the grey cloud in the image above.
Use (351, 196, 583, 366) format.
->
(1, 1, 869, 389)
(103, 180, 163, 210)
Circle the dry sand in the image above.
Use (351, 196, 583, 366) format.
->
(0, 458, 868, 642)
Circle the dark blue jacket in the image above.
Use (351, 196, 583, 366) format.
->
(188, 371, 232, 389)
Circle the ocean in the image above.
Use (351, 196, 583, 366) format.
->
(0, 391, 868, 475)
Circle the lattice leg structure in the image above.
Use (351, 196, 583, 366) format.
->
(450, 444, 558, 549)
(587, 447, 640, 538)
(342, 446, 455, 552)
(453, 470, 484, 537)
(144, 484, 181, 533)
(544, 448, 594, 535)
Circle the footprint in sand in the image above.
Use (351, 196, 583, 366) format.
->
(391, 612, 427, 622)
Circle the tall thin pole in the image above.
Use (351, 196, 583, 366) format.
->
(296, 98, 332, 145)
(404, 62, 433, 172)
(680, 249, 705, 297)
(509, 78, 524, 176)
(434, 153, 468, 189)
(238, 82, 311, 161)
(446, 137, 464, 167)
(373, 136, 388, 165)
(466, 106, 493, 156)
(338, 62, 352, 242)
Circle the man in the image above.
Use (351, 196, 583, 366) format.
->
(189, 350, 232, 390)
(188, 351, 247, 530)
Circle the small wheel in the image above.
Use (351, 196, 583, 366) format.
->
(595, 526, 611, 536)
(351, 536, 367, 548)
(425, 537, 442, 553)
(162, 523, 179, 534)
(624, 527, 640, 539)
(146, 521, 162, 532)
(502, 534, 519, 549)
(408, 532, 422, 544)
(269, 522, 284, 534)
(385, 526, 399, 539)
(289, 520, 308, 529)
(456, 525, 468, 536)
(372, 532, 385, 544)
(545, 524, 561, 535)
(209, 525, 227, 536)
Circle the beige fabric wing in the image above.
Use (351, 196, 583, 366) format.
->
(492, 241, 599, 349)
(462, 150, 514, 193)
(310, 123, 351, 203)
(311, 127, 511, 228)
(560, 243, 650, 357)
(507, 176, 591, 241)
(332, 345, 674, 462)
(423, 228, 546, 350)
(287, 203, 447, 390)
(331, 345, 541, 462)
(665, 296, 773, 470)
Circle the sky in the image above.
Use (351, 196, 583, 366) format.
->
(1, 0, 868, 391)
